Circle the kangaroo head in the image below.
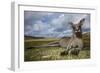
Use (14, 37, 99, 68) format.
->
(69, 18, 85, 38)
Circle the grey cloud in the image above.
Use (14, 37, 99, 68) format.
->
(24, 11, 90, 37)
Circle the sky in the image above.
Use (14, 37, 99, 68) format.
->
(24, 11, 90, 38)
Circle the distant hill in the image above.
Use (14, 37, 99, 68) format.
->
(24, 35, 45, 40)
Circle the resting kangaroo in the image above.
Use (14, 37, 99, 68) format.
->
(27, 18, 85, 56)
(60, 18, 85, 56)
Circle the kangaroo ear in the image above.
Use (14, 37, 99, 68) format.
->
(79, 18, 85, 26)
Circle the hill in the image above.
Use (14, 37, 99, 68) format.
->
(24, 35, 45, 40)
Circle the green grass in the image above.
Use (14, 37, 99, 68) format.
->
(24, 38, 90, 61)
(24, 33, 90, 61)
(24, 38, 60, 49)
(24, 47, 90, 61)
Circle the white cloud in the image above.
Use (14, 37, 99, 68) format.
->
(33, 24, 41, 31)
(47, 28, 55, 33)
(24, 11, 55, 20)
(50, 13, 73, 29)
(32, 20, 50, 31)
(51, 14, 65, 28)
(24, 11, 90, 37)
(56, 29, 72, 37)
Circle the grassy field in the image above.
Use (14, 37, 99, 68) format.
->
(24, 47, 90, 61)
(24, 33, 90, 61)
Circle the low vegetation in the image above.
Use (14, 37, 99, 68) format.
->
(24, 32, 90, 61)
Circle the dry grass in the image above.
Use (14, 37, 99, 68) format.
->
(24, 47, 90, 61)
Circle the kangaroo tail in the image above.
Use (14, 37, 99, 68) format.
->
(27, 41, 60, 49)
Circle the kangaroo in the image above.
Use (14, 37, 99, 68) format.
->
(60, 18, 85, 56)
(27, 18, 85, 56)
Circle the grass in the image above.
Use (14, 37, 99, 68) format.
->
(24, 38, 60, 49)
(24, 47, 90, 61)
(24, 32, 90, 61)
(24, 37, 90, 61)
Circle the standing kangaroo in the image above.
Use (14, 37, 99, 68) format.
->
(27, 18, 85, 56)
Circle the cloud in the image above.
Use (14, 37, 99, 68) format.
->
(51, 14, 65, 26)
(32, 21, 46, 31)
(56, 29, 73, 37)
(24, 11, 90, 37)
(24, 11, 51, 20)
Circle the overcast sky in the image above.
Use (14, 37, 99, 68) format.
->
(24, 11, 90, 38)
